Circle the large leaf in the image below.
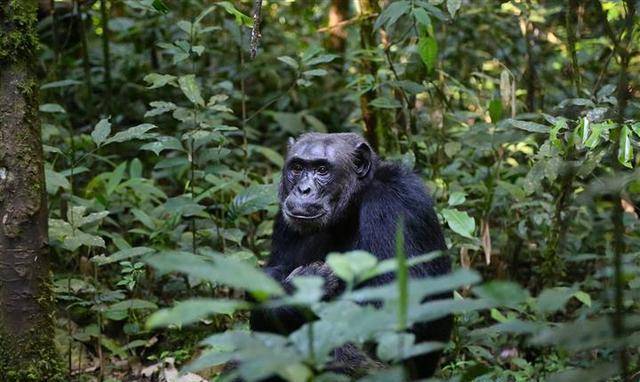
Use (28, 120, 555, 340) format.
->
(418, 36, 438, 74)
(92, 247, 155, 266)
(508, 119, 549, 133)
(374, 1, 410, 30)
(147, 299, 247, 328)
(91, 118, 112, 146)
(441, 208, 475, 239)
(104, 124, 156, 145)
(143, 73, 176, 89)
(145, 251, 284, 297)
(447, 0, 462, 17)
(178, 74, 205, 106)
(618, 125, 633, 168)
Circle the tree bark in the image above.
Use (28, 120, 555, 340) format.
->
(326, 0, 350, 52)
(358, 0, 382, 152)
(0, 1, 63, 381)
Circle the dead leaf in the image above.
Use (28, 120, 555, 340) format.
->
(621, 197, 638, 219)
(460, 246, 471, 268)
(481, 219, 492, 265)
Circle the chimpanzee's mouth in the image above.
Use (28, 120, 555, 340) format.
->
(283, 210, 326, 220)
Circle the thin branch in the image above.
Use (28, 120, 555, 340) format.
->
(250, 0, 263, 59)
(317, 13, 378, 33)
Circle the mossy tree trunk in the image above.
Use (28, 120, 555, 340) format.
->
(358, 0, 396, 156)
(358, 0, 382, 152)
(0, 1, 64, 381)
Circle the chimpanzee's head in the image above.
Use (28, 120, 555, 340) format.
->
(279, 133, 377, 232)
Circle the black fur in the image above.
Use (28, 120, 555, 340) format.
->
(250, 133, 452, 380)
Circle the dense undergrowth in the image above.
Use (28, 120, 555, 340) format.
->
(36, 0, 639, 381)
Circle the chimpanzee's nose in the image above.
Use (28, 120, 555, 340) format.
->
(297, 184, 311, 195)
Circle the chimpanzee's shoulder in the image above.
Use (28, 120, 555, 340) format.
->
(365, 162, 434, 208)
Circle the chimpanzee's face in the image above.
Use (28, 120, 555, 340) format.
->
(280, 133, 373, 232)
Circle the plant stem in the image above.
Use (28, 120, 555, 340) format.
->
(76, 0, 93, 116)
(100, 0, 112, 113)
(566, 0, 581, 95)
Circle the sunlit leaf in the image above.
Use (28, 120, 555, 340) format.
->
(441, 208, 475, 239)
(91, 118, 112, 146)
(178, 75, 205, 106)
(418, 36, 438, 73)
(147, 299, 247, 328)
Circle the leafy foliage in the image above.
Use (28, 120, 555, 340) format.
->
(35, 0, 639, 381)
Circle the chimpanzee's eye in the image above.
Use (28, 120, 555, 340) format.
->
(291, 163, 303, 175)
(317, 165, 328, 175)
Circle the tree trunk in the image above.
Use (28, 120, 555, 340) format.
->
(0, 1, 64, 381)
(326, 0, 350, 52)
(358, 0, 382, 152)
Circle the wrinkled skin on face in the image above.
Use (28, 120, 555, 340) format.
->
(280, 133, 376, 232)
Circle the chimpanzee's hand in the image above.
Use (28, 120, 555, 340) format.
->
(285, 261, 343, 300)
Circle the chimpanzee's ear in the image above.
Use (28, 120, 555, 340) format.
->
(353, 142, 372, 178)
(287, 137, 296, 151)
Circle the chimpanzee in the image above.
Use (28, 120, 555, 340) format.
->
(250, 132, 452, 380)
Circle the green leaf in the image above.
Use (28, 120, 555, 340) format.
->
(304, 54, 338, 66)
(374, 1, 410, 30)
(147, 299, 247, 328)
(573, 291, 591, 307)
(229, 184, 278, 217)
(105, 299, 157, 321)
(91, 118, 112, 146)
(488, 99, 503, 123)
(550, 118, 567, 150)
(370, 97, 402, 109)
(508, 119, 549, 133)
(41, 79, 82, 89)
(146, 251, 284, 297)
(80, 211, 109, 226)
(251, 145, 284, 167)
(108, 299, 157, 312)
(302, 69, 328, 77)
(535, 287, 574, 314)
(131, 208, 156, 230)
(277, 56, 299, 69)
(151, 0, 169, 13)
(145, 101, 177, 117)
(92, 247, 155, 266)
(218, 1, 253, 26)
(106, 162, 127, 195)
(618, 125, 633, 168)
(418, 36, 438, 73)
(140, 136, 184, 155)
(104, 123, 156, 145)
(447, 0, 462, 17)
(441, 208, 475, 239)
(326, 251, 378, 284)
(45, 168, 71, 194)
(39, 103, 66, 113)
(143, 73, 176, 89)
(178, 75, 205, 106)
(472, 281, 529, 305)
(447, 192, 466, 207)
(412, 8, 431, 28)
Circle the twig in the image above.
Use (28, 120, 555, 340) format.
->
(244, 81, 297, 124)
(316, 13, 378, 33)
